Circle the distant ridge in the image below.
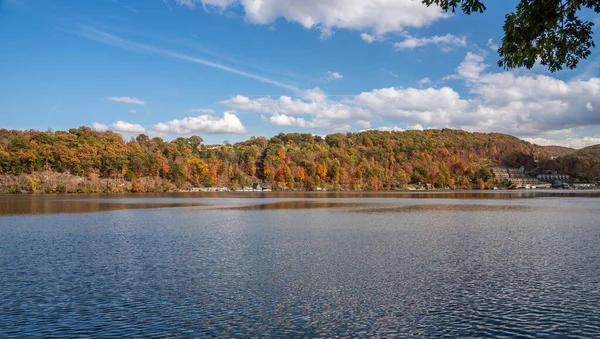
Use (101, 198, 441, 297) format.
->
(542, 145, 577, 157)
(539, 144, 600, 181)
(573, 144, 600, 158)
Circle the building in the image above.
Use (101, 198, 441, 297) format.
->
(491, 167, 538, 186)
(537, 173, 571, 182)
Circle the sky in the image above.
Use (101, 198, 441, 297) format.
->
(0, 0, 599, 148)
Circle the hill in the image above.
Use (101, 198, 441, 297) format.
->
(542, 145, 577, 157)
(540, 144, 600, 182)
(1, 127, 592, 193)
(573, 144, 600, 158)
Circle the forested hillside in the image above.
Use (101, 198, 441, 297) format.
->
(543, 146, 577, 157)
(0, 127, 596, 193)
(539, 145, 600, 182)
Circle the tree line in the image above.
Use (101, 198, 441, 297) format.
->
(0, 127, 597, 193)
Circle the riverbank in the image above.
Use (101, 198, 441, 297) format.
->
(0, 171, 271, 194)
(1, 171, 597, 195)
(0, 171, 175, 194)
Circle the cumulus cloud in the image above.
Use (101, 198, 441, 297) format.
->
(153, 111, 247, 134)
(444, 52, 486, 81)
(222, 52, 600, 139)
(176, 0, 447, 37)
(354, 86, 468, 125)
(107, 96, 146, 105)
(111, 121, 146, 133)
(448, 53, 600, 134)
(394, 34, 466, 52)
(92, 122, 108, 132)
(323, 71, 343, 81)
(264, 113, 309, 127)
(367, 126, 405, 132)
(456, 52, 487, 80)
(92, 121, 145, 134)
(222, 88, 369, 130)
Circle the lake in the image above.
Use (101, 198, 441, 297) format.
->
(1, 191, 599, 337)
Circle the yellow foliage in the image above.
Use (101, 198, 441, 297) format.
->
(317, 163, 327, 180)
(29, 177, 38, 193)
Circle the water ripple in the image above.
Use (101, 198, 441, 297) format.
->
(1, 196, 599, 337)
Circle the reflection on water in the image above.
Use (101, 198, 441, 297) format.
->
(154, 190, 600, 200)
(1, 193, 599, 337)
(0, 197, 210, 215)
(216, 201, 372, 211)
(1, 190, 599, 216)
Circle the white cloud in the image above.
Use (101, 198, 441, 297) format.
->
(78, 26, 301, 92)
(128, 109, 137, 114)
(107, 96, 146, 105)
(92, 122, 108, 132)
(264, 113, 309, 127)
(356, 120, 371, 128)
(222, 52, 600, 138)
(371, 126, 405, 132)
(448, 53, 600, 134)
(323, 71, 343, 81)
(149, 131, 169, 138)
(153, 111, 247, 134)
(177, 0, 448, 37)
(453, 52, 487, 80)
(354, 86, 468, 125)
(189, 108, 216, 113)
(418, 77, 431, 87)
(92, 121, 145, 134)
(394, 34, 466, 52)
(363, 124, 423, 132)
(524, 137, 600, 149)
(111, 121, 146, 134)
(361, 33, 384, 44)
(222, 88, 369, 130)
(303, 87, 328, 102)
(487, 38, 499, 51)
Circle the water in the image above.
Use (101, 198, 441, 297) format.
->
(1, 192, 599, 337)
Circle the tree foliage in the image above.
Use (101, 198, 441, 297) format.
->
(2, 127, 594, 192)
(422, 0, 600, 72)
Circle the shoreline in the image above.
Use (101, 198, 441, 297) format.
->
(2, 187, 599, 197)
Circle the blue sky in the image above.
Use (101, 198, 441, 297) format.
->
(1, 0, 599, 147)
